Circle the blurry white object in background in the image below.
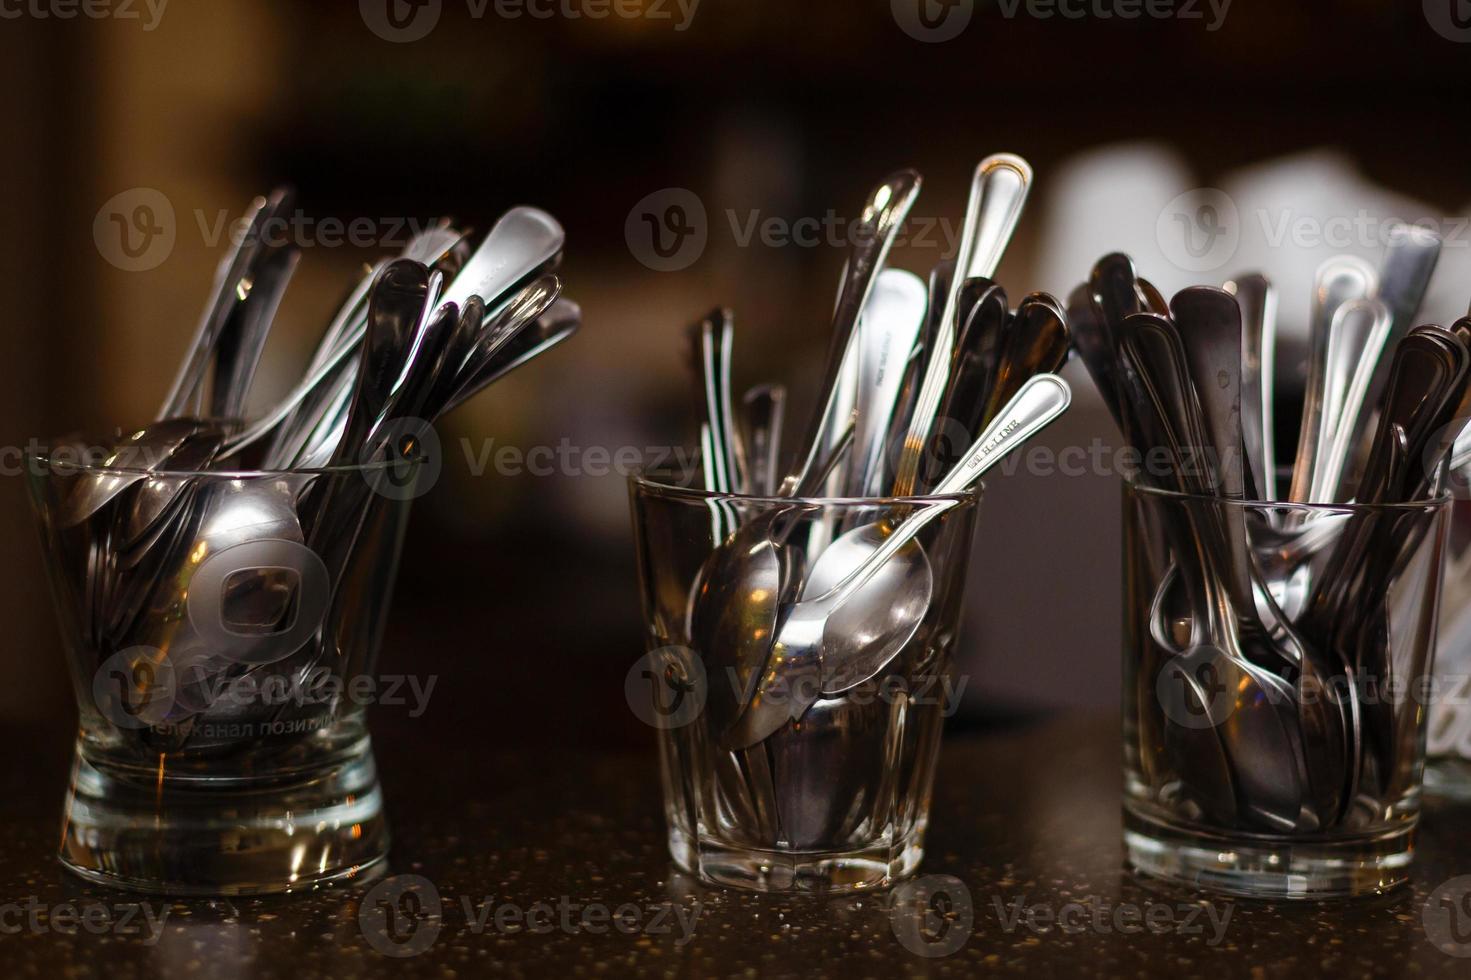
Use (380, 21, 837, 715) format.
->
(1040, 144, 1471, 348)
(1217, 150, 1471, 344)
(1036, 142, 1199, 302)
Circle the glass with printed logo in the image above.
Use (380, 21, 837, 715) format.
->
(27, 448, 425, 895)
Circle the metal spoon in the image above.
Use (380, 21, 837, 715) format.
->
(1314, 298, 1393, 503)
(782, 170, 921, 497)
(977, 292, 1070, 431)
(1288, 256, 1377, 503)
(739, 384, 785, 496)
(1224, 273, 1278, 501)
(157, 188, 294, 420)
(925, 278, 1008, 485)
(226, 210, 563, 460)
(891, 155, 1031, 497)
(845, 269, 927, 498)
(723, 373, 1071, 750)
(1340, 223, 1443, 469)
(440, 297, 581, 414)
(56, 418, 221, 528)
(1118, 312, 1307, 831)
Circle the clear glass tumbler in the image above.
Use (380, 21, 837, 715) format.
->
(629, 475, 979, 893)
(27, 449, 421, 895)
(1122, 480, 1451, 899)
(1427, 482, 1471, 799)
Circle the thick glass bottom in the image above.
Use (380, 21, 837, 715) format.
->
(59, 728, 388, 896)
(1123, 805, 1414, 900)
(669, 825, 923, 894)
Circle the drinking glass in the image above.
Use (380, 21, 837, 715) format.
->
(1122, 479, 1451, 899)
(27, 448, 422, 895)
(1427, 476, 1471, 798)
(629, 474, 979, 893)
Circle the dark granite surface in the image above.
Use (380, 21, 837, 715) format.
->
(1, 715, 1470, 978)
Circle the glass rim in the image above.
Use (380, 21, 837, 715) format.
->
(631, 470, 983, 508)
(24, 448, 426, 480)
(1123, 477, 1452, 515)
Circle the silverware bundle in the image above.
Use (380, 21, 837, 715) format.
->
(46, 188, 577, 752)
(1073, 233, 1471, 831)
(680, 155, 1074, 755)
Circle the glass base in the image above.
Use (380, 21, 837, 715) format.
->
(59, 729, 389, 896)
(1123, 806, 1414, 900)
(669, 825, 922, 894)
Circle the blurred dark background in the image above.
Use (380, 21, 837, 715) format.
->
(3, 0, 1471, 754)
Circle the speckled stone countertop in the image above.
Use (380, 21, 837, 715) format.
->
(2, 715, 1470, 978)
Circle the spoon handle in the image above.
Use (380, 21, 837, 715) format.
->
(890, 155, 1031, 497)
(740, 384, 786, 496)
(1344, 224, 1443, 457)
(782, 170, 921, 497)
(1288, 256, 1377, 502)
(819, 374, 1070, 613)
(1314, 298, 1392, 502)
(846, 269, 927, 497)
(1225, 273, 1278, 501)
(157, 188, 292, 420)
